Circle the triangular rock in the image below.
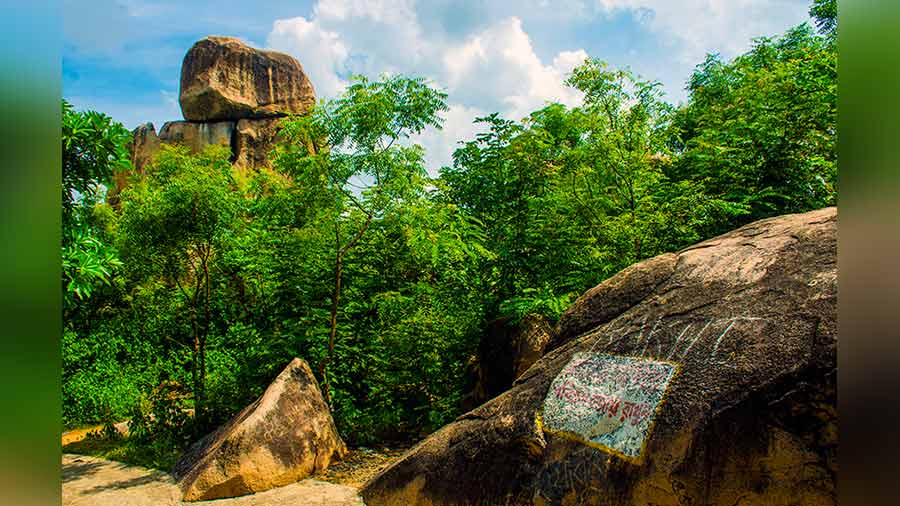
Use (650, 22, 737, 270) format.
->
(173, 358, 347, 501)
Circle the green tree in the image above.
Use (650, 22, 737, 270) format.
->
(810, 0, 837, 39)
(118, 144, 239, 432)
(669, 22, 836, 229)
(276, 75, 448, 402)
(563, 59, 675, 262)
(61, 99, 130, 307)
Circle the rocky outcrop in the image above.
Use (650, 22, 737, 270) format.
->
(129, 123, 162, 173)
(466, 315, 555, 409)
(158, 120, 234, 156)
(173, 358, 347, 501)
(118, 36, 316, 184)
(109, 123, 161, 203)
(234, 118, 283, 169)
(361, 207, 837, 506)
(180, 36, 316, 122)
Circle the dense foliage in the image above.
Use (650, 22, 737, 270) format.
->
(62, 3, 836, 464)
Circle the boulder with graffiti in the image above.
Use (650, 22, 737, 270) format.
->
(361, 207, 837, 506)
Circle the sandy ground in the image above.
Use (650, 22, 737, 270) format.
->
(321, 444, 412, 488)
(62, 454, 366, 506)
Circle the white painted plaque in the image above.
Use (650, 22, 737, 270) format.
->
(539, 353, 678, 459)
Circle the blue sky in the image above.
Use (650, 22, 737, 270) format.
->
(63, 0, 815, 171)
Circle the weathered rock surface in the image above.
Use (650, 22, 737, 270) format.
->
(180, 36, 316, 121)
(173, 358, 347, 501)
(158, 120, 235, 156)
(121, 117, 290, 176)
(109, 123, 161, 203)
(129, 122, 162, 173)
(234, 118, 282, 169)
(361, 207, 837, 506)
(467, 315, 555, 409)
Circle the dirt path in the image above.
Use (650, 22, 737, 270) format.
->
(62, 454, 366, 506)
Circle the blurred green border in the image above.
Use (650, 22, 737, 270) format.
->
(0, 2, 61, 505)
(839, 2, 900, 506)
(2, 1, 900, 505)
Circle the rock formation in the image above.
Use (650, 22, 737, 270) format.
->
(361, 207, 837, 506)
(179, 36, 315, 122)
(116, 36, 314, 194)
(173, 358, 347, 501)
(128, 122, 162, 173)
(158, 120, 234, 156)
(233, 118, 284, 169)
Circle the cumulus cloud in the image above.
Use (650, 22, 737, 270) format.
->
(268, 16, 350, 98)
(442, 18, 586, 120)
(593, 0, 810, 63)
(263, 0, 809, 173)
(266, 1, 591, 173)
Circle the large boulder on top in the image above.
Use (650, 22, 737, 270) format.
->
(361, 207, 837, 506)
(179, 36, 316, 121)
(173, 358, 347, 501)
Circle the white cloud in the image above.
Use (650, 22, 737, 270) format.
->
(268, 16, 350, 98)
(442, 18, 586, 120)
(592, 0, 809, 63)
(263, 0, 808, 173)
(267, 2, 591, 173)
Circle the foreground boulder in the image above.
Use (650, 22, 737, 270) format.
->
(173, 358, 347, 501)
(180, 36, 316, 121)
(362, 207, 837, 506)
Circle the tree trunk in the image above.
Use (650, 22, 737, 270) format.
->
(320, 253, 342, 405)
(318, 214, 372, 406)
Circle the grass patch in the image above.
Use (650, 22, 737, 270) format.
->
(63, 430, 184, 472)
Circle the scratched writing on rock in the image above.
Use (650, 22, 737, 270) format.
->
(594, 315, 768, 363)
(541, 353, 676, 458)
